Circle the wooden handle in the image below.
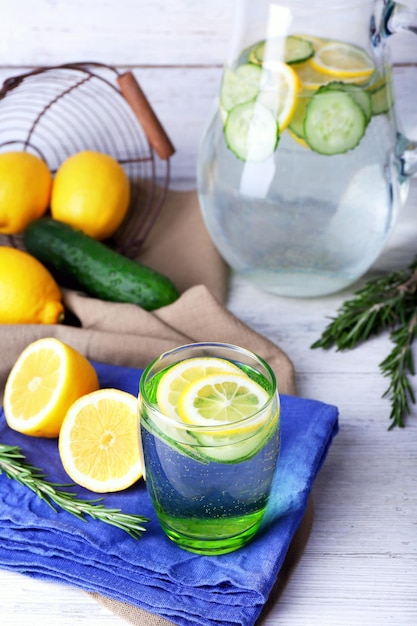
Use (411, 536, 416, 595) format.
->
(117, 71, 175, 160)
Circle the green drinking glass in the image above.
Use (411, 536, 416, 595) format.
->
(138, 342, 280, 555)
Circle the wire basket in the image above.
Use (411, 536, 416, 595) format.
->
(0, 62, 175, 257)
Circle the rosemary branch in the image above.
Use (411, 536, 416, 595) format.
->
(0, 443, 149, 538)
(311, 256, 417, 429)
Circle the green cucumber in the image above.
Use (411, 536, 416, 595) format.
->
(193, 416, 279, 464)
(220, 64, 264, 113)
(288, 94, 310, 139)
(369, 81, 392, 115)
(249, 35, 314, 66)
(304, 88, 367, 155)
(224, 101, 279, 161)
(23, 218, 179, 311)
(320, 81, 372, 123)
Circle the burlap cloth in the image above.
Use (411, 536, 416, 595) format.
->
(0, 190, 312, 625)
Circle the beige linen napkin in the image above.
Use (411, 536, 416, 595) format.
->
(0, 189, 309, 626)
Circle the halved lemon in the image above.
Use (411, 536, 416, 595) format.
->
(3, 337, 99, 438)
(259, 61, 301, 130)
(310, 41, 374, 80)
(59, 388, 143, 493)
(177, 372, 270, 432)
(156, 357, 242, 419)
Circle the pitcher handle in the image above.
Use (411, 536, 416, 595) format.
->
(379, 0, 417, 178)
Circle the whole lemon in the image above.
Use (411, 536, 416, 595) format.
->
(51, 150, 131, 240)
(0, 151, 52, 234)
(0, 247, 64, 324)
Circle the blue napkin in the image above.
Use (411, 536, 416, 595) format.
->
(0, 361, 338, 626)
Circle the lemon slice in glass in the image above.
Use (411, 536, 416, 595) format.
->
(156, 357, 242, 419)
(177, 372, 269, 431)
(177, 372, 277, 463)
(310, 41, 374, 80)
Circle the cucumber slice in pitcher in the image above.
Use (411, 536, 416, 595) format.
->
(321, 81, 372, 123)
(224, 101, 279, 161)
(369, 81, 393, 115)
(220, 64, 264, 112)
(249, 35, 314, 66)
(304, 89, 367, 155)
(288, 94, 310, 140)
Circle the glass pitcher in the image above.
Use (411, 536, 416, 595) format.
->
(197, 0, 417, 297)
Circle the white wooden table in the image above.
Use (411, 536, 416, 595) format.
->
(1, 2, 417, 624)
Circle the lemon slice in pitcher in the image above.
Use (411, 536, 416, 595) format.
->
(310, 41, 374, 80)
(258, 61, 301, 131)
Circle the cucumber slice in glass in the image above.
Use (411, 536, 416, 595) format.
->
(194, 416, 279, 464)
(224, 101, 279, 161)
(142, 414, 210, 464)
(304, 89, 367, 155)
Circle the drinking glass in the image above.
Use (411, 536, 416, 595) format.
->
(138, 342, 280, 555)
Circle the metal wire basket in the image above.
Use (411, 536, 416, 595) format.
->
(0, 62, 175, 257)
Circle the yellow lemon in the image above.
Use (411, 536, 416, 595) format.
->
(258, 61, 301, 131)
(0, 151, 52, 234)
(51, 150, 130, 240)
(177, 372, 270, 433)
(310, 41, 374, 80)
(3, 337, 100, 438)
(176, 371, 278, 463)
(59, 388, 143, 493)
(0, 246, 64, 324)
(293, 59, 336, 90)
(156, 357, 242, 419)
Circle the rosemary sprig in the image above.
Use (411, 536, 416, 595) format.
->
(0, 443, 149, 538)
(311, 256, 417, 429)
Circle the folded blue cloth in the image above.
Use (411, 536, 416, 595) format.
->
(0, 361, 338, 626)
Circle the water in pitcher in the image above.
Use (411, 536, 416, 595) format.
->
(198, 103, 399, 297)
(197, 26, 412, 297)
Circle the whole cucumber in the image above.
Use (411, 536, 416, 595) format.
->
(23, 218, 179, 311)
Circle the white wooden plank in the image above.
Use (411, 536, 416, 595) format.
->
(0, 0, 416, 66)
(0, 0, 231, 66)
